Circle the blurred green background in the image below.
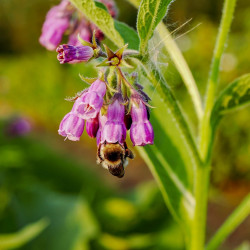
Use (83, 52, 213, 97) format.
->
(0, 0, 249, 249)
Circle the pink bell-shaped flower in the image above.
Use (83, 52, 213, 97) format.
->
(75, 79, 106, 120)
(130, 100, 154, 146)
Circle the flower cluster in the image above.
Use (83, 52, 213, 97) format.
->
(58, 68, 154, 178)
(56, 45, 154, 177)
(39, 0, 117, 51)
(40, 3, 154, 177)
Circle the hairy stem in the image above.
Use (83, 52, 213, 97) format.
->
(189, 162, 210, 250)
(190, 0, 237, 249)
(206, 194, 250, 250)
(199, 0, 237, 160)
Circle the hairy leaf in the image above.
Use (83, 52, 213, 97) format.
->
(69, 0, 124, 47)
(137, 0, 173, 53)
(211, 74, 250, 128)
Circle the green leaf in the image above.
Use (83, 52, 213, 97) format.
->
(0, 218, 49, 249)
(69, 0, 124, 47)
(211, 74, 250, 128)
(135, 74, 197, 228)
(137, 0, 173, 53)
(136, 114, 195, 227)
(114, 21, 140, 50)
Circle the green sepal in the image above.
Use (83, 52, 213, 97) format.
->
(115, 44, 128, 59)
(79, 74, 97, 84)
(78, 34, 94, 48)
(96, 59, 111, 67)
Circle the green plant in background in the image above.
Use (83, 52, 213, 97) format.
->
(47, 0, 250, 249)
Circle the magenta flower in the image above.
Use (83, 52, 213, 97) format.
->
(56, 45, 94, 64)
(75, 79, 106, 119)
(39, 0, 73, 51)
(130, 100, 154, 146)
(101, 98, 126, 144)
(86, 115, 99, 138)
(58, 112, 85, 141)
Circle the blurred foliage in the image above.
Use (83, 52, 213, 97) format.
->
(0, 120, 183, 249)
(0, 0, 249, 249)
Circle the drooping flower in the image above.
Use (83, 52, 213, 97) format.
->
(86, 115, 99, 138)
(76, 79, 106, 120)
(100, 96, 126, 144)
(56, 45, 94, 64)
(58, 112, 85, 141)
(130, 99, 154, 146)
(39, 0, 73, 51)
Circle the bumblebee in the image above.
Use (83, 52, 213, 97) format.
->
(97, 141, 134, 178)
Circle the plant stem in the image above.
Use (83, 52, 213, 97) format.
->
(189, 162, 210, 250)
(156, 23, 203, 121)
(206, 194, 250, 250)
(190, 0, 237, 249)
(200, 0, 237, 160)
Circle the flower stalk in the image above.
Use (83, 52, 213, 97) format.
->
(190, 0, 238, 249)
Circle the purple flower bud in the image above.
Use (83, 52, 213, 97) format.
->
(130, 100, 154, 146)
(86, 115, 99, 138)
(75, 79, 106, 119)
(39, 0, 73, 51)
(56, 45, 94, 64)
(101, 99, 126, 144)
(58, 112, 84, 141)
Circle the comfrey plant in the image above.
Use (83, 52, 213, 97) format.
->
(40, 0, 250, 249)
